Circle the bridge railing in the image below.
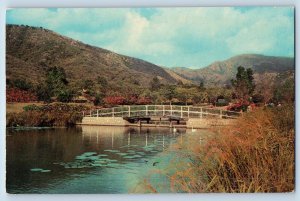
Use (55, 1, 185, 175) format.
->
(83, 105, 241, 119)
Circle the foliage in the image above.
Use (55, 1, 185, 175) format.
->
(273, 78, 294, 104)
(57, 89, 74, 102)
(35, 84, 52, 102)
(6, 88, 37, 102)
(7, 103, 91, 127)
(150, 77, 161, 91)
(167, 105, 294, 193)
(231, 66, 255, 100)
(9, 79, 33, 91)
(104, 96, 126, 105)
(97, 76, 108, 88)
(46, 66, 68, 97)
(93, 93, 105, 106)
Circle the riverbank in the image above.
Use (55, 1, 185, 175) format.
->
(6, 103, 91, 127)
(147, 104, 294, 193)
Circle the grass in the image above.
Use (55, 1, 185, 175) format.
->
(163, 105, 295, 193)
(6, 102, 44, 113)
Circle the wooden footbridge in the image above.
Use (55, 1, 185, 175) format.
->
(82, 105, 241, 126)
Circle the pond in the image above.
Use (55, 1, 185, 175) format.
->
(6, 126, 200, 194)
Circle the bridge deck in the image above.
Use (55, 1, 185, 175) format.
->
(82, 105, 241, 120)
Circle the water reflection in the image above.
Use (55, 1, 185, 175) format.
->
(6, 126, 186, 194)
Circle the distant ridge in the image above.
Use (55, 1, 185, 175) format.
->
(170, 54, 294, 85)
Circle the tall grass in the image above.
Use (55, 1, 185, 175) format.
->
(169, 105, 294, 192)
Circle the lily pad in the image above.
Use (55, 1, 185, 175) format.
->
(88, 156, 100, 160)
(107, 163, 120, 167)
(30, 168, 43, 172)
(97, 154, 108, 157)
(108, 159, 118, 162)
(123, 156, 136, 159)
(75, 156, 88, 160)
(41, 170, 51, 173)
(82, 152, 97, 156)
(94, 160, 107, 164)
(109, 150, 120, 153)
(116, 153, 128, 156)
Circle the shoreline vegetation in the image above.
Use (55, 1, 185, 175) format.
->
(6, 103, 91, 127)
(143, 104, 294, 193)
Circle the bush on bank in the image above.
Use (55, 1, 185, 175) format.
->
(6, 103, 91, 127)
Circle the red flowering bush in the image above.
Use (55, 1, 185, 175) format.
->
(227, 99, 250, 112)
(137, 97, 152, 105)
(6, 88, 37, 103)
(104, 96, 126, 105)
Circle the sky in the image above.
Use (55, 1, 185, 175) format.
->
(6, 7, 294, 68)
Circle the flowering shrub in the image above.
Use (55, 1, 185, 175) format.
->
(6, 88, 37, 102)
(227, 100, 250, 112)
(137, 97, 152, 105)
(104, 96, 126, 105)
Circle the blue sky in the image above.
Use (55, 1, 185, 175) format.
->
(6, 7, 294, 68)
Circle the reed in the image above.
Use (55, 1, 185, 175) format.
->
(169, 105, 294, 193)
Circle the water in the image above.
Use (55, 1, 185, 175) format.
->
(6, 126, 188, 194)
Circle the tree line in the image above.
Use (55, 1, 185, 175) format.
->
(7, 66, 294, 108)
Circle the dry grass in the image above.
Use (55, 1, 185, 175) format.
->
(6, 102, 44, 113)
(168, 105, 294, 193)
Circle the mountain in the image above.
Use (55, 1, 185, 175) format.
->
(6, 24, 294, 91)
(170, 54, 295, 86)
(6, 24, 178, 90)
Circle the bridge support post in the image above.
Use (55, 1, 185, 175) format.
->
(128, 106, 131, 117)
(163, 105, 165, 116)
(188, 107, 190, 118)
(83, 111, 85, 117)
(181, 106, 183, 118)
(146, 105, 148, 116)
(112, 108, 114, 117)
(171, 105, 173, 116)
(200, 108, 203, 119)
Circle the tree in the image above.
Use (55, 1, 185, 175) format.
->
(35, 84, 51, 102)
(81, 79, 95, 95)
(161, 85, 176, 105)
(46, 66, 68, 97)
(94, 93, 105, 106)
(199, 81, 205, 91)
(231, 66, 255, 100)
(57, 89, 74, 102)
(150, 76, 161, 91)
(273, 78, 294, 103)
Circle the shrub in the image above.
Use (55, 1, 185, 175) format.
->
(7, 103, 91, 127)
(6, 88, 37, 102)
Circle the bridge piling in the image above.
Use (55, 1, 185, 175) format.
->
(181, 106, 183, 118)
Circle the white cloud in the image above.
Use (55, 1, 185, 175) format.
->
(7, 7, 294, 67)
